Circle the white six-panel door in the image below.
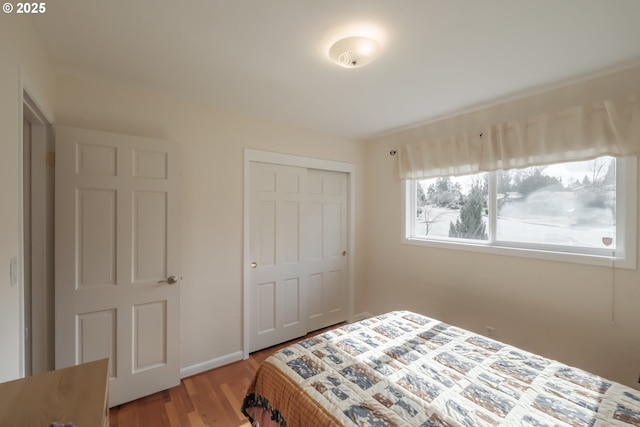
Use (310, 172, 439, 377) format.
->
(305, 169, 348, 332)
(248, 162, 348, 352)
(249, 162, 308, 352)
(54, 126, 181, 407)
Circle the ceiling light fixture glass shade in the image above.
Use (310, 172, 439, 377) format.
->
(329, 36, 381, 68)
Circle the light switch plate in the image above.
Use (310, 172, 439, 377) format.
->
(10, 256, 17, 286)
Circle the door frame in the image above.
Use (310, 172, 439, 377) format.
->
(18, 70, 55, 377)
(242, 148, 356, 359)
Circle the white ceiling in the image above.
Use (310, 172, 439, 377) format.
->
(31, 0, 640, 140)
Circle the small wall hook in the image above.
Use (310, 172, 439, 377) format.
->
(389, 149, 397, 156)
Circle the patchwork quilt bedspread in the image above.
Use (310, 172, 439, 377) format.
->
(242, 311, 640, 426)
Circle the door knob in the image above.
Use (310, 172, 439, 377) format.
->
(251, 262, 257, 269)
(158, 275, 178, 285)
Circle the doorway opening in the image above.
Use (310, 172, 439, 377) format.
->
(22, 91, 54, 376)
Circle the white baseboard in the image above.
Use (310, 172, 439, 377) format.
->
(351, 312, 374, 322)
(180, 350, 244, 379)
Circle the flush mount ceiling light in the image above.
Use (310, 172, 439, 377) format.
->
(329, 36, 382, 68)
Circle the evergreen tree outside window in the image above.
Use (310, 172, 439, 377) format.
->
(449, 183, 488, 240)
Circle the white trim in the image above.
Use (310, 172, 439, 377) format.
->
(243, 148, 356, 360)
(244, 149, 355, 172)
(18, 77, 25, 378)
(20, 69, 55, 124)
(179, 351, 244, 379)
(18, 69, 54, 378)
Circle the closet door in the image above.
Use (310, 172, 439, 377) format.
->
(247, 163, 349, 352)
(305, 169, 348, 332)
(248, 162, 308, 352)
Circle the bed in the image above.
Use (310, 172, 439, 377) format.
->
(241, 311, 640, 427)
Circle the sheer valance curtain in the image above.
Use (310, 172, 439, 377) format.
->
(398, 95, 640, 180)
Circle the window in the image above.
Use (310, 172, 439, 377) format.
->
(404, 156, 637, 267)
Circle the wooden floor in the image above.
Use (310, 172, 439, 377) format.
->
(109, 324, 343, 427)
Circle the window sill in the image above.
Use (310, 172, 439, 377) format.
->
(402, 236, 635, 269)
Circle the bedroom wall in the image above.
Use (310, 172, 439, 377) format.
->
(362, 65, 640, 389)
(0, 16, 55, 382)
(53, 72, 367, 374)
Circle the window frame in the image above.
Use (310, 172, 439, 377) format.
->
(402, 156, 637, 269)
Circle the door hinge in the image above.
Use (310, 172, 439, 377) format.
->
(46, 152, 55, 167)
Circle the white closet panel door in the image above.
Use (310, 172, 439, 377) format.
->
(249, 162, 308, 352)
(305, 169, 348, 332)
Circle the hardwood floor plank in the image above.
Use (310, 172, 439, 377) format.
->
(183, 377, 198, 396)
(164, 401, 181, 427)
(220, 382, 243, 417)
(108, 323, 343, 427)
(176, 381, 196, 414)
(167, 386, 193, 427)
(213, 382, 245, 426)
(188, 375, 225, 427)
(188, 411, 208, 427)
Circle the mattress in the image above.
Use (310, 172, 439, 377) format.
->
(242, 311, 640, 426)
